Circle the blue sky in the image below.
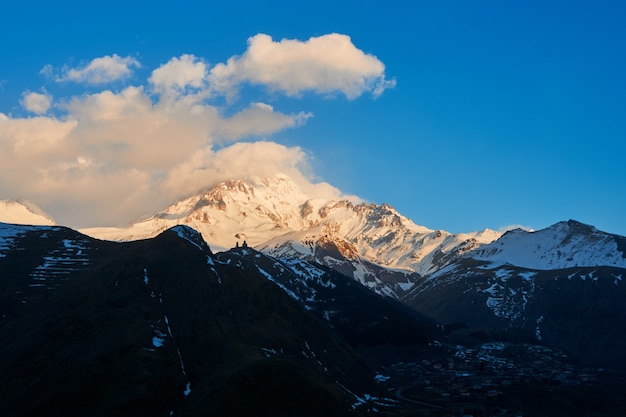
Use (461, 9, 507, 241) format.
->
(1, 1, 625, 235)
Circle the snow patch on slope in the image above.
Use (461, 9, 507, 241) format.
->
(29, 237, 90, 288)
(0, 223, 58, 258)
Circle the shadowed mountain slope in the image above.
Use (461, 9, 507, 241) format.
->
(0, 223, 392, 417)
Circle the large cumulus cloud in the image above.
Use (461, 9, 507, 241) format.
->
(0, 33, 392, 227)
(209, 33, 395, 99)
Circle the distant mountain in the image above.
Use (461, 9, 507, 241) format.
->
(470, 219, 626, 269)
(0, 199, 56, 226)
(81, 174, 501, 297)
(402, 220, 626, 369)
(81, 175, 317, 248)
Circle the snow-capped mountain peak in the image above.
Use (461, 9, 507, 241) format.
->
(0, 200, 56, 226)
(79, 174, 504, 296)
(258, 193, 502, 284)
(81, 174, 332, 249)
(469, 219, 626, 269)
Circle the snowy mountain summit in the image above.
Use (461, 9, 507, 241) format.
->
(0, 200, 56, 226)
(470, 219, 626, 269)
(83, 175, 329, 248)
(79, 174, 626, 297)
(81, 174, 501, 296)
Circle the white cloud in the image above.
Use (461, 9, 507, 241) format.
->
(0, 88, 311, 227)
(149, 54, 207, 94)
(161, 142, 306, 196)
(0, 113, 77, 155)
(209, 33, 396, 99)
(1, 34, 391, 227)
(160, 141, 347, 201)
(45, 54, 140, 84)
(215, 103, 312, 140)
(63, 86, 153, 122)
(21, 90, 52, 114)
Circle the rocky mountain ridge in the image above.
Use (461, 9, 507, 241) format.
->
(74, 175, 502, 296)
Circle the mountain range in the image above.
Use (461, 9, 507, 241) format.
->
(1, 174, 626, 416)
(75, 175, 505, 297)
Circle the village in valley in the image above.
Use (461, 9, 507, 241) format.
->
(374, 341, 619, 417)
